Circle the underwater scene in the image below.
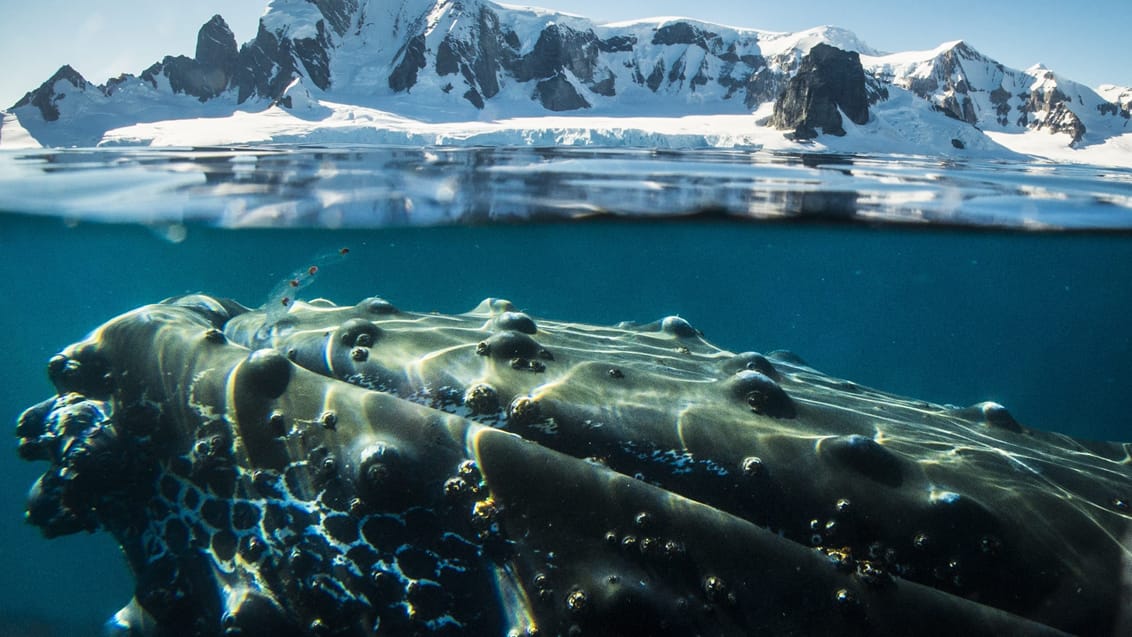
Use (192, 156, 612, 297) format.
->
(1, 147, 1131, 636)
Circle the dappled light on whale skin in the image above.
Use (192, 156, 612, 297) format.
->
(15, 293, 1131, 636)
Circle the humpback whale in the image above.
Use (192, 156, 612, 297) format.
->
(15, 294, 1132, 636)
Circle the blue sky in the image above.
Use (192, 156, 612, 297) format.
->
(2, 0, 1129, 108)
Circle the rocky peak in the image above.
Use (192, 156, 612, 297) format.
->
(11, 65, 93, 120)
(770, 43, 869, 139)
(195, 15, 239, 72)
(865, 38, 1126, 144)
(1020, 84, 1086, 142)
(902, 41, 997, 124)
(1015, 65, 1107, 143)
(139, 14, 242, 102)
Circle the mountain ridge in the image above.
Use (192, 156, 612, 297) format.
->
(3, 0, 1129, 159)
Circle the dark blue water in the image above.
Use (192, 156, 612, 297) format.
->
(1, 147, 1131, 634)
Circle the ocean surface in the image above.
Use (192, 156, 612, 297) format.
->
(1, 146, 1131, 635)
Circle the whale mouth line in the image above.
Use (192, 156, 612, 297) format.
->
(14, 294, 1128, 636)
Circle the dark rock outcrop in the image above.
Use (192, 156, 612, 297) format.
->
(179, 3, 350, 104)
(990, 86, 1013, 125)
(291, 21, 335, 91)
(389, 35, 427, 93)
(895, 42, 1098, 144)
(233, 17, 338, 102)
(515, 24, 603, 86)
(196, 15, 239, 71)
(309, 0, 358, 37)
(652, 22, 717, 48)
(906, 42, 987, 124)
(534, 72, 590, 111)
(770, 43, 869, 139)
(1020, 78, 1087, 143)
(12, 65, 92, 120)
(387, 2, 775, 111)
(190, 2, 355, 103)
(431, 8, 513, 102)
(418, 9, 618, 110)
(138, 15, 239, 102)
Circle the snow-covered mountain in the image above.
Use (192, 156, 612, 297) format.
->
(863, 41, 1128, 146)
(2, 0, 1129, 164)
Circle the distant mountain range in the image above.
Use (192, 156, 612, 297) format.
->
(2, 0, 1129, 160)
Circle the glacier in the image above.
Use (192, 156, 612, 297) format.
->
(1, 0, 1129, 167)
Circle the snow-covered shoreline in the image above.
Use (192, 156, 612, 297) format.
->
(73, 100, 1127, 169)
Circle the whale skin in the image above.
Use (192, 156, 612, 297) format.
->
(15, 294, 1132, 636)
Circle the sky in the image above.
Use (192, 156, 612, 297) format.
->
(1, 0, 1129, 108)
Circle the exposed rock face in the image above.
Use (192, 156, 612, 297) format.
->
(534, 72, 590, 111)
(874, 42, 1115, 145)
(770, 43, 869, 139)
(196, 15, 239, 71)
(388, 1, 783, 111)
(309, 0, 359, 37)
(388, 35, 427, 93)
(12, 65, 91, 121)
(234, 19, 337, 102)
(410, 13, 619, 108)
(139, 15, 240, 101)
(1021, 72, 1087, 142)
(904, 42, 986, 125)
(652, 22, 715, 47)
(187, 1, 356, 103)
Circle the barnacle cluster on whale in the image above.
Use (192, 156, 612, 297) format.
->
(14, 293, 1132, 636)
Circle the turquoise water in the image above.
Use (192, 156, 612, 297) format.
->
(1, 148, 1131, 634)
